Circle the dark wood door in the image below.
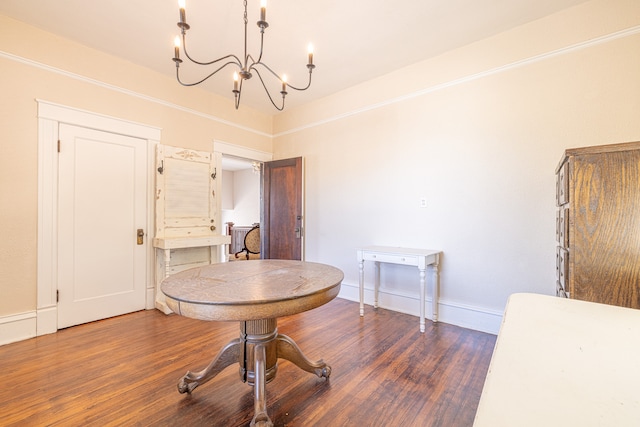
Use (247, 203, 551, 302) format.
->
(261, 157, 303, 260)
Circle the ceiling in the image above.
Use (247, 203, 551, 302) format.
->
(0, 0, 590, 115)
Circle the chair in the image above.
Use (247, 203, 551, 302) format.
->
(234, 225, 261, 260)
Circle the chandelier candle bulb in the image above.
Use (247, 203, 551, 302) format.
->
(174, 36, 180, 59)
(308, 43, 314, 65)
(233, 72, 239, 92)
(281, 75, 287, 93)
(178, 0, 186, 25)
(260, 0, 266, 22)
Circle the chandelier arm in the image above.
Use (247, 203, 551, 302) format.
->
(182, 33, 242, 67)
(177, 61, 240, 87)
(255, 31, 266, 64)
(182, 41, 243, 68)
(281, 72, 313, 91)
(250, 62, 313, 92)
(252, 68, 285, 111)
(246, 54, 260, 70)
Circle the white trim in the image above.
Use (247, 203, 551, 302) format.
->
(300, 157, 305, 261)
(37, 100, 161, 140)
(274, 24, 640, 138)
(338, 281, 503, 335)
(7, 24, 640, 140)
(36, 100, 160, 336)
(213, 139, 273, 162)
(146, 139, 157, 310)
(146, 287, 156, 311)
(0, 311, 37, 346)
(36, 306, 57, 336)
(37, 118, 59, 312)
(0, 50, 269, 137)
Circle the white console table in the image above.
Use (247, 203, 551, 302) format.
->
(153, 235, 230, 314)
(357, 246, 441, 332)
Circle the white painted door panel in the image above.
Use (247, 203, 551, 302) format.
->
(57, 124, 147, 328)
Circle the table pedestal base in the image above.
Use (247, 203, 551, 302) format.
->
(176, 318, 331, 427)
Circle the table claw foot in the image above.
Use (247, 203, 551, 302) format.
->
(250, 411, 273, 427)
(320, 365, 331, 379)
(178, 377, 199, 394)
(276, 334, 332, 379)
(176, 338, 240, 394)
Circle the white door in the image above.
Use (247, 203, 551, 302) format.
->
(57, 124, 147, 329)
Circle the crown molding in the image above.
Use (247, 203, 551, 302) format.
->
(274, 24, 640, 138)
(0, 50, 270, 138)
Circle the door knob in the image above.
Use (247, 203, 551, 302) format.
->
(295, 227, 301, 238)
(137, 229, 144, 245)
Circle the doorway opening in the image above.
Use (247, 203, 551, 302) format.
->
(221, 155, 262, 261)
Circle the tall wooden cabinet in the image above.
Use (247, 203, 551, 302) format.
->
(555, 141, 640, 309)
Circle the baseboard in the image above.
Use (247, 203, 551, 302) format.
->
(1, 283, 501, 348)
(146, 287, 156, 310)
(36, 305, 58, 336)
(338, 281, 502, 335)
(0, 311, 37, 346)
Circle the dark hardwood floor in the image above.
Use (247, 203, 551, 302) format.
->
(0, 298, 496, 426)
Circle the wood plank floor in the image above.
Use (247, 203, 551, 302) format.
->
(0, 298, 496, 427)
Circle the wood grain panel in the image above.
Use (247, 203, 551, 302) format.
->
(262, 157, 303, 260)
(571, 150, 640, 307)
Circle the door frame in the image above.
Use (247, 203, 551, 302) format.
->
(213, 140, 272, 166)
(37, 100, 160, 336)
(213, 139, 272, 256)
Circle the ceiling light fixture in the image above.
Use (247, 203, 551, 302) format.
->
(172, 0, 316, 111)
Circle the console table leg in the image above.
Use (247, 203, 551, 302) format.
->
(276, 334, 331, 379)
(432, 260, 440, 323)
(374, 261, 380, 309)
(358, 259, 365, 316)
(250, 344, 273, 427)
(419, 268, 426, 333)
(178, 338, 241, 394)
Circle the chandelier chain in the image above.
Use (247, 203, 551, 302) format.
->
(243, 0, 248, 25)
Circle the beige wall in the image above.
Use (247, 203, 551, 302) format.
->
(272, 0, 640, 328)
(2, 0, 639, 334)
(0, 15, 272, 316)
(221, 169, 261, 227)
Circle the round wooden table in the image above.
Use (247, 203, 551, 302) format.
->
(161, 259, 344, 427)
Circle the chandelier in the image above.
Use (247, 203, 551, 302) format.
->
(172, 0, 316, 111)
